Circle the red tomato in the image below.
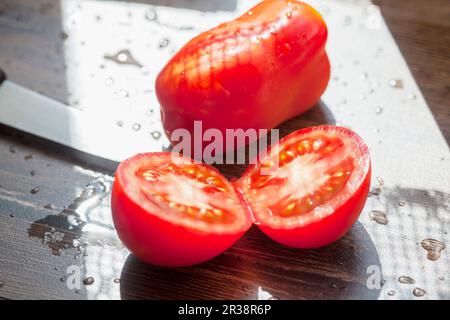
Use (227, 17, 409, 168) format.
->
(112, 127, 371, 266)
(156, 0, 330, 151)
(111, 153, 253, 267)
(235, 126, 371, 248)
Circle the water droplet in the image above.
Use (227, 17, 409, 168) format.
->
(104, 49, 143, 68)
(343, 16, 352, 26)
(83, 277, 94, 286)
(132, 123, 141, 131)
(59, 32, 69, 40)
(141, 66, 150, 75)
(398, 276, 415, 284)
(117, 53, 127, 62)
(389, 79, 404, 89)
(408, 93, 417, 100)
(376, 176, 384, 186)
(320, 6, 330, 15)
(73, 240, 81, 249)
(369, 210, 388, 225)
(9, 145, 16, 153)
(105, 77, 114, 86)
(248, 11, 253, 16)
(44, 203, 55, 210)
(387, 290, 396, 296)
(360, 72, 368, 80)
(369, 187, 382, 197)
(398, 201, 406, 207)
(439, 276, 445, 281)
(30, 186, 40, 194)
(285, 11, 292, 19)
(115, 89, 129, 98)
(375, 107, 383, 114)
(113, 278, 120, 284)
(116, 120, 124, 128)
(24, 154, 34, 160)
(159, 38, 170, 48)
(412, 287, 426, 297)
(9, 213, 14, 218)
(30, 170, 36, 176)
(145, 9, 157, 22)
(421, 239, 446, 261)
(151, 131, 162, 140)
(359, 93, 367, 100)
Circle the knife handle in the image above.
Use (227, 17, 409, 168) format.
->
(0, 68, 5, 85)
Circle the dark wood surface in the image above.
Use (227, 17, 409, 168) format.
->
(0, 0, 449, 300)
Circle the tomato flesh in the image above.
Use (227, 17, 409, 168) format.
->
(111, 153, 252, 267)
(236, 126, 371, 248)
(137, 163, 236, 224)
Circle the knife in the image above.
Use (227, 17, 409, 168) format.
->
(0, 68, 165, 164)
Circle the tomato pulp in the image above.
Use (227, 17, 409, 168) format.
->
(112, 126, 371, 266)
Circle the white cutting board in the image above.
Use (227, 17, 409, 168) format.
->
(57, 0, 449, 299)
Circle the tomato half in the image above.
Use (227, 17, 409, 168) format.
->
(111, 152, 252, 267)
(235, 126, 371, 248)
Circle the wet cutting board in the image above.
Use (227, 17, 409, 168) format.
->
(0, 0, 449, 299)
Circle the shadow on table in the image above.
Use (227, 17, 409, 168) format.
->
(119, 221, 381, 300)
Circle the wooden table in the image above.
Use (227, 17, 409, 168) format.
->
(0, 0, 449, 300)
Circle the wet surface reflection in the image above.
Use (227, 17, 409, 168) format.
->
(120, 222, 381, 300)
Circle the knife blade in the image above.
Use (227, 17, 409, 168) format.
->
(0, 68, 165, 163)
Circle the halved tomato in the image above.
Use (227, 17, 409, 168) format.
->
(112, 126, 371, 266)
(111, 152, 253, 267)
(235, 125, 371, 248)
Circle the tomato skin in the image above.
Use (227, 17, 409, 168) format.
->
(156, 0, 330, 151)
(111, 153, 252, 267)
(235, 126, 371, 248)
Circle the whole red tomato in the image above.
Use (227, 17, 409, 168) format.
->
(156, 0, 330, 152)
